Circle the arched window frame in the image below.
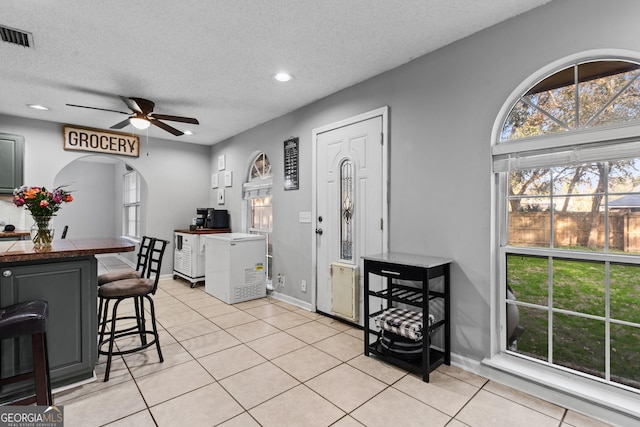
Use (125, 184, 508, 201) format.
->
(491, 51, 640, 399)
(243, 152, 273, 283)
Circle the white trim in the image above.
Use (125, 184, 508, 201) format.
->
(492, 122, 640, 158)
(311, 106, 389, 313)
(268, 290, 314, 311)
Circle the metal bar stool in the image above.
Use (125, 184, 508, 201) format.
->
(97, 236, 152, 331)
(97, 238, 168, 381)
(0, 300, 52, 406)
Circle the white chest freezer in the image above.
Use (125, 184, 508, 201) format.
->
(204, 233, 266, 304)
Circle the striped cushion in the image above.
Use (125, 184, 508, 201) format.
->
(374, 307, 434, 341)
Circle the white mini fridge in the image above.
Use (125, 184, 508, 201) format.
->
(204, 233, 266, 304)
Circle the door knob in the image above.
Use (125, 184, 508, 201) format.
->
(315, 228, 323, 235)
(2, 270, 12, 277)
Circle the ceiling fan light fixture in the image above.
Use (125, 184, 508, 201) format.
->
(130, 117, 150, 129)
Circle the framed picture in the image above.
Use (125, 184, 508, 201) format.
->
(217, 188, 225, 204)
(211, 173, 219, 189)
(218, 154, 226, 170)
(284, 137, 299, 190)
(224, 170, 233, 187)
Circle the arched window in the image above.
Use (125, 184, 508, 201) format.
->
(494, 58, 640, 393)
(500, 60, 640, 141)
(243, 152, 273, 284)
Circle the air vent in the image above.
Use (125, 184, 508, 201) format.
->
(0, 25, 32, 47)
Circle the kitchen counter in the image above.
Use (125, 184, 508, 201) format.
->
(0, 237, 135, 402)
(0, 230, 30, 240)
(174, 228, 230, 234)
(0, 237, 134, 262)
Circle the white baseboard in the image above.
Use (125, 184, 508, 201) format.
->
(267, 291, 313, 311)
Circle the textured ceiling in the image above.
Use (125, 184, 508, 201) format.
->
(1, 0, 551, 145)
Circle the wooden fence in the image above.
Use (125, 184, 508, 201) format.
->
(509, 211, 640, 252)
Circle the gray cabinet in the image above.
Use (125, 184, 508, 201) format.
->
(0, 133, 25, 194)
(1, 257, 98, 400)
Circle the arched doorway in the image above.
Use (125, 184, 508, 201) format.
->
(53, 155, 148, 242)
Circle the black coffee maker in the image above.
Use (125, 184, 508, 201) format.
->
(195, 208, 209, 228)
(196, 208, 229, 229)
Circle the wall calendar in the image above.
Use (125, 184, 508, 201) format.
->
(284, 137, 299, 190)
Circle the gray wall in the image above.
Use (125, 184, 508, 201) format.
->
(0, 114, 212, 274)
(54, 160, 117, 239)
(208, 0, 640, 361)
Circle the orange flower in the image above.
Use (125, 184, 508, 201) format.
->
(24, 187, 40, 199)
(64, 194, 73, 202)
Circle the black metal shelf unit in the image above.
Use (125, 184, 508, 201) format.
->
(363, 253, 451, 383)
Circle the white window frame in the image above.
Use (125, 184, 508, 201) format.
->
(488, 50, 640, 419)
(243, 152, 273, 281)
(123, 170, 140, 239)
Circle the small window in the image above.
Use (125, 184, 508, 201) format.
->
(340, 159, 355, 260)
(123, 171, 140, 239)
(244, 153, 273, 282)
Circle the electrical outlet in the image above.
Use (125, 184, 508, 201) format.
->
(278, 274, 285, 288)
(301, 280, 307, 292)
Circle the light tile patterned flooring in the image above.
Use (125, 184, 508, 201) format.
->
(54, 257, 612, 426)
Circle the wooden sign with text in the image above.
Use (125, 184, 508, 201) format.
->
(63, 125, 140, 157)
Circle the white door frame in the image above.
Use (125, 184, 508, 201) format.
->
(311, 106, 389, 312)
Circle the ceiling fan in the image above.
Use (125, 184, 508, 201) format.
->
(66, 96, 199, 136)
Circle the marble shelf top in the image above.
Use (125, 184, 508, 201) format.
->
(362, 252, 453, 269)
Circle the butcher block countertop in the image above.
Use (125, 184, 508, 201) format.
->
(0, 230, 30, 239)
(0, 237, 135, 263)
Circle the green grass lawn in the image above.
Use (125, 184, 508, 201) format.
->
(507, 254, 640, 386)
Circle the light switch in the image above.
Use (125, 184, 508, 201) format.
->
(299, 212, 311, 223)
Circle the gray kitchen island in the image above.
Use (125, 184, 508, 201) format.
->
(0, 237, 134, 403)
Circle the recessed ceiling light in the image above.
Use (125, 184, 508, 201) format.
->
(28, 104, 49, 110)
(273, 72, 294, 82)
(184, 130, 195, 135)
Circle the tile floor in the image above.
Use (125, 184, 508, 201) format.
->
(53, 257, 613, 427)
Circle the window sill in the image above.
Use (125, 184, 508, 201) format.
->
(481, 354, 640, 425)
(120, 236, 140, 245)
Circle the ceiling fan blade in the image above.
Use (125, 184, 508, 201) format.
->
(150, 114, 199, 124)
(120, 96, 155, 115)
(110, 118, 131, 129)
(150, 119, 184, 136)
(119, 96, 143, 114)
(66, 104, 130, 115)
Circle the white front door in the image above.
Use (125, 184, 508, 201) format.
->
(313, 107, 388, 325)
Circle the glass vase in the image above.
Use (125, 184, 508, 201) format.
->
(31, 216, 55, 248)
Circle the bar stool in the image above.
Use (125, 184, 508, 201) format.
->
(97, 236, 152, 328)
(98, 238, 168, 381)
(98, 236, 152, 285)
(0, 300, 52, 406)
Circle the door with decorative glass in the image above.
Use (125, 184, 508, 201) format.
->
(314, 110, 387, 325)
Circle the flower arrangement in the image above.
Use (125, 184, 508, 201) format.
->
(13, 185, 74, 247)
(13, 185, 74, 216)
